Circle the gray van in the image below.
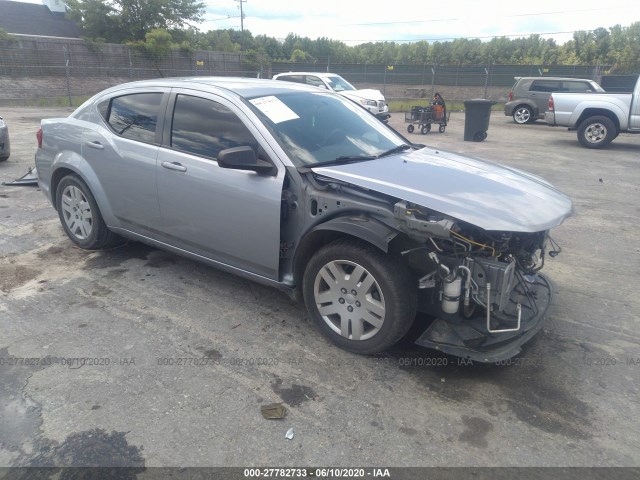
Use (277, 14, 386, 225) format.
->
(504, 76, 603, 124)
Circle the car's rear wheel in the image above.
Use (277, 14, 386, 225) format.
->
(56, 174, 118, 249)
(302, 238, 417, 354)
(577, 115, 616, 149)
(513, 106, 533, 124)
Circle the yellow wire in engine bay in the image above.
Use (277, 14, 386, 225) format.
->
(449, 230, 497, 257)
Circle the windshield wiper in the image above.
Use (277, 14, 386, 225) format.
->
(311, 155, 377, 168)
(376, 144, 413, 158)
(310, 144, 413, 168)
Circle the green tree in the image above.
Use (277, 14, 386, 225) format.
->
(67, 0, 122, 42)
(616, 22, 640, 73)
(67, 0, 205, 42)
(129, 27, 175, 62)
(289, 48, 314, 63)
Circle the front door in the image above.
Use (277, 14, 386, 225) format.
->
(156, 91, 284, 280)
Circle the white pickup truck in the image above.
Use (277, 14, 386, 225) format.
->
(545, 75, 640, 148)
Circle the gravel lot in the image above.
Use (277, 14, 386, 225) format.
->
(1, 106, 639, 470)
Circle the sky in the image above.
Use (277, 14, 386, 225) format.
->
(202, 0, 638, 45)
(17, 0, 640, 45)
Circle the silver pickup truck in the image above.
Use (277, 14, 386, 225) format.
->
(545, 75, 640, 148)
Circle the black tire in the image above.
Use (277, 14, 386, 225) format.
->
(473, 131, 487, 142)
(302, 238, 417, 354)
(421, 124, 431, 135)
(407, 124, 415, 134)
(577, 115, 616, 149)
(0, 156, 8, 162)
(439, 125, 446, 133)
(512, 105, 534, 124)
(55, 174, 118, 249)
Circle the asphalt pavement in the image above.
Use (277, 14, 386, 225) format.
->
(0, 107, 639, 470)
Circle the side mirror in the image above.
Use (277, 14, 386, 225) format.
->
(217, 146, 275, 175)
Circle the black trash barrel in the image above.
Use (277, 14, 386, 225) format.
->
(463, 99, 493, 141)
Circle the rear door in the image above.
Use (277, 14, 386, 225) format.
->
(155, 90, 284, 279)
(529, 80, 561, 114)
(82, 89, 168, 234)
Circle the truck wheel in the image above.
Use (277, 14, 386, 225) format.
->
(302, 238, 417, 354)
(577, 116, 616, 149)
(56, 174, 118, 249)
(513, 106, 533, 124)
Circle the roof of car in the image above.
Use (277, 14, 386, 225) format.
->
(92, 76, 324, 99)
(274, 72, 340, 78)
(514, 76, 596, 82)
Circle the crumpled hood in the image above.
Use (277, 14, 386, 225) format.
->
(340, 89, 386, 102)
(311, 147, 573, 232)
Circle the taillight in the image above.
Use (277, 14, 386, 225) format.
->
(36, 128, 42, 148)
(548, 96, 554, 112)
(508, 90, 513, 102)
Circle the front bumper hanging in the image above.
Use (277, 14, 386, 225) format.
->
(415, 273, 553, 363)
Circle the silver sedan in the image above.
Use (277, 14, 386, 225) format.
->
(35, 78, 572, 361)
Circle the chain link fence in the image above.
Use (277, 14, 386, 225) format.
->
(0, 38, 606, 106)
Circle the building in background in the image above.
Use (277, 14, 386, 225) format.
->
(0, 0, 80, 38)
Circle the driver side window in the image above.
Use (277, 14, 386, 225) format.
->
(170, 94, 258, 160)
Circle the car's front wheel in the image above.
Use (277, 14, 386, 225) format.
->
(577, 115, 617, 149)
(513, 106, 533, 124)
(302, 238, 417, 354)
(56, 174, 118, 249)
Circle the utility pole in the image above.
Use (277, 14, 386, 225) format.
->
(235, 0, 245, 33)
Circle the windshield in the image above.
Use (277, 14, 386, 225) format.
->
(248, 92, 406, 167)
(325, 75, 356, 92)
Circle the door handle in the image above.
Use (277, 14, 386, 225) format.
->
(85, 140, 104, 150)
(161, 161, 187, 172)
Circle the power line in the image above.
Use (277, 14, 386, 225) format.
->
(208, 14, 243, 22)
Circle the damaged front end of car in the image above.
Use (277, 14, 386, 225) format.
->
(306, 145, 573, 361)
(394, 200, 561, 362)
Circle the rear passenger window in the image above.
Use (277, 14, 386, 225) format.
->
(102, 93, 163, 143)
(305, 76, 325, 88)
(562, 81, 594, 92)
(277, 75, 303, 83)
(530, 80, 561, 92)
(170, 94, 257, 160)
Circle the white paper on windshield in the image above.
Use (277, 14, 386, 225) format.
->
(250, 96, 299, 123)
